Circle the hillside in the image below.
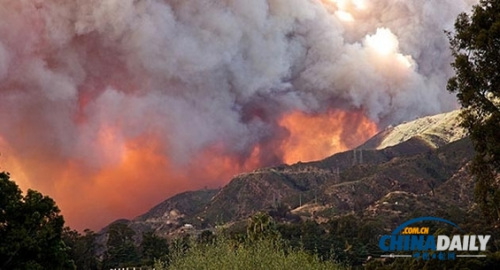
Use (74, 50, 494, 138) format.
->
(360, 110, 465, 150)
(97, 189, 218, 240)
(198, 137, 474, 227)
(100, 110, 474, 237)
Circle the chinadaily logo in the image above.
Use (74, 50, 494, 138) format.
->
(378, 217, 491, 260)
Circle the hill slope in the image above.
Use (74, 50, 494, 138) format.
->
(101, 110, 474, 237)
(360, 110, 465, 150)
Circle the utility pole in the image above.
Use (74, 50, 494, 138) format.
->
(352, 149, 357, 165)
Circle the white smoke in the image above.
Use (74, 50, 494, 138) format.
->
(0, 0, 476, 166)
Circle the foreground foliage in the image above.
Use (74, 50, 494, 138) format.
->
(155, 237, 343, 270)
(0, 172, 73, 269)
(62, 228, 100, 270)
(448, 0, 500, 221)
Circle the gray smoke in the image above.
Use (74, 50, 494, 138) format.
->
(0, 0, 476, 165)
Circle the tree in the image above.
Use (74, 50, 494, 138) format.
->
(140, 231, 169, 266)
(62, 228, 100, 270)
(0, 171, 74, 269)
(197, 230, 216, 245)
(246, 212, 279, 241)
(102, 222, 140, 269)
(447, 0, 500, 222)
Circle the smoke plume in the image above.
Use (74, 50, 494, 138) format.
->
(0, 0, 476, 230)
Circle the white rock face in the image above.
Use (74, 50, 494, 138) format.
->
(361, 110, 466, 150)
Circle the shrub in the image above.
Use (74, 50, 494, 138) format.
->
(155, 237, 343, 270)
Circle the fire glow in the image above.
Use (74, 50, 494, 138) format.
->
(279, 110, 377, 164)
(0, 111, 377, 230)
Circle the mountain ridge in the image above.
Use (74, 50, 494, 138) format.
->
(99, 110, 473, 239)
(360, 110, 464, 150)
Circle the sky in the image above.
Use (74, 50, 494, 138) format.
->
(0, 0, 477, 231)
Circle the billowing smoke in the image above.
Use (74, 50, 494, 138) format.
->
(0, 0, 476, 230)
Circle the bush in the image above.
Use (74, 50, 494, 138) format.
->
(155, 237, 343, 270)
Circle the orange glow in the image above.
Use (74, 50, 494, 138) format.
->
(0, 138, 30, 189)
(279, 109, 378, 164)
(0, 130, 267, 231)
(95, 125, 127, 167)
(0, 109, 378, 231)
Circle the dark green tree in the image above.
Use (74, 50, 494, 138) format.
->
(197, 230, 216, 245)
(246, 212, 279, 241)
(140, 231, 169, 266)
(447, 0, 500, 222)
(102, 222, 140, 269)
(62, 228, 100, 270)
(0, 171, 74, 270)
